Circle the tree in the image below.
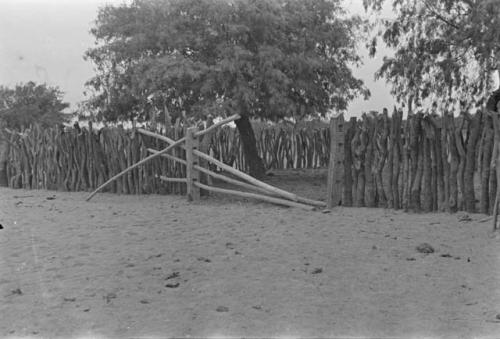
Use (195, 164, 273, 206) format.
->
(85, 0, 368, 177)
(364, 0, 500, 108)
(0, 81, 70, 129)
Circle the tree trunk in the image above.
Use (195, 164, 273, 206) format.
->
(234, 115, 266, 178)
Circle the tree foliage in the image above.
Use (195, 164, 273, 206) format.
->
(364, 0, 500, 107)
(84, 0, 369, 123)
(0, 82, 70, 129)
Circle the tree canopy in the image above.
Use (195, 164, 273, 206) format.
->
(84, 0, 369, 123)
(0, 82, 70, 130)
(364, 0, 500, 109)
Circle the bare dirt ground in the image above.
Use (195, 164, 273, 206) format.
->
(1, 169, 500, 338)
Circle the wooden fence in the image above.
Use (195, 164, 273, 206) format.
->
(213, 121, 330, 171)
(4, 110, 496, 215)
(5, 123, 187, 194)
(85, 117, 324, 210)
(3, 120, 329, 194)
(339, 110, 493, 215)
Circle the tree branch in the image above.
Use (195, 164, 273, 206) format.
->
(423, 0, 460, 30)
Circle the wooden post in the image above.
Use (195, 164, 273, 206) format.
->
(393, 109, 402, 209)
(375, 112, 389, 208)
(0, 120, 10, 187)
(327, 114, 345, 209)
(410, 113, 423, 212)
(199, 116, 214, 196)
(448, 112, 459, 213)
(343, 117, 356, 207)
(481, 115, 494, 214)
(185, 127, 200, 202)
(464, 111, 482, 213)
(364, 114, 377, 207)
(491, 104, 500, 231)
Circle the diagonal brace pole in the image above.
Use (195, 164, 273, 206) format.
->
(86, 136, 187, 201)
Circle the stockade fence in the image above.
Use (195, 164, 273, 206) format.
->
(2, 109, 500, 217)
(2, 119, 330, 195)
(3, 122, 189, 195)
(329, 110, 498, 218)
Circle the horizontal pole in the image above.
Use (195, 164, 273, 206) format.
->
(193, 182, 316, 211)
(147, 148, 187, 165)
(194, 114, 241, 138)
(159, 176, 187, 183)
(295, 196, 327, 208)
(193, 149, 299, 202)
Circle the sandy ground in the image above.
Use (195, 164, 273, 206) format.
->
(1, 170, 500, 338)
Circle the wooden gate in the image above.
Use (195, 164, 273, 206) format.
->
(86, 114, 325, 210)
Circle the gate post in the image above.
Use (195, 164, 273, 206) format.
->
(327, 114, 345, 209)
(186, 126, 200, 201)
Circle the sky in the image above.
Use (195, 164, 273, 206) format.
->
(0, 0, 395, 117)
